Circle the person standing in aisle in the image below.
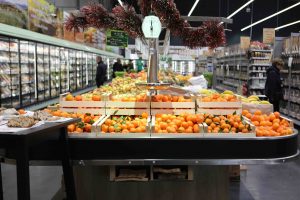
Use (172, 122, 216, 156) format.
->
(265, 58, 284, 112)
(95, 56, 107, 88)
(136, 57, 144, 72)
(112, 58, 123, 78)
(127, 59, 134, 73)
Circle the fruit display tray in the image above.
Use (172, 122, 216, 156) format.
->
(59, 93, 106, 115)
(196, 99, 242, 115)
(93, 115, 151, 138)
(150, 102, 196, 115)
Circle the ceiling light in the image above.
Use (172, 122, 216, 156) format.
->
(275, 19, 300, 31)
(241, 1, 300, 31)
(188, 0, 200, 17)
(118, 0, 123, 7)
(220, 0, 254, 25)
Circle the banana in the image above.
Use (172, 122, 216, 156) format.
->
(222, 90, 234, 95)
(260, 101, 271, 104)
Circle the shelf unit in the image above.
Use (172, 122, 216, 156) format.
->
(214, 44, 272, 96)
(280, 33, 300, 124)
(0, 23, 122, 109)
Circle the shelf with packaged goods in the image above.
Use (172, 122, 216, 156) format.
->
(250, 57, 271, 60)
(249, 63, 272, 67)
(249, 77, 266, 80)
(249, 49, 272, 53)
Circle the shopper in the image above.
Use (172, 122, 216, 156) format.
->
(127, 60, 134, 73)
(136, 57, 144, 72)
(95, 56, 107, 87)
(112, 58, 123, 78)
(265, 58, 284, 112)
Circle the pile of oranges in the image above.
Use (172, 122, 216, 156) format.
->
(111, 93, 148, 102)
(152, 95, 192, 102)
(203, 114, 251, 133)
(154, 113, 203, 133)
(101, 113, 148, 133)
(201, 93, 238, 102)
(242, 110, 293, 137)
(44, 109, 101, 133)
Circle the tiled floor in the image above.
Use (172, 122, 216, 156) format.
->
(2, 160, 300, 200)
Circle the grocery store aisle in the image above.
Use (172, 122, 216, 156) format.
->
(1, 164, 62, 200)
(1, 154, 300, 200)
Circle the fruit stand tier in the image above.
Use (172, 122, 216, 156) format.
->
(5, 131, 297, 165)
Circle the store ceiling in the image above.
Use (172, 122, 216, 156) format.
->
(58, 0, 300, 46)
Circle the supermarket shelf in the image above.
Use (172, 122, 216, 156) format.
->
(249, 77, 266, 80)
(249, 70, 266, 73)
(249, 49, 272, 52)
(249, 63, 272, 67)
(250, 57, 271, 60)
(249, 86, 265, 90)
(223, 81, 239, 87)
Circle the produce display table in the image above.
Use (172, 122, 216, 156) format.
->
(0, 119, 79, 200)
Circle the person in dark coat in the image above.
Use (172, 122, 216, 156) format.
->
(265, 58, 284, 112)
(95, 56, 107, 87)
(112, 58, 123, 78)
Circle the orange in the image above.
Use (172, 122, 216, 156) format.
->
(121, 124, 128, 130)
(252, 121, 259, 126)
(246, 113, 252, 119)
(67, 124, 76, 132)
(273, 119, 280, 124)
(223, 128, 229, 133)
(186, 128, 193, 133)
(65, 94, 74, 101)
(84, 124, 92, 132)
(161, 114, 169, 122)
(105, 119, 112, 126)
(193, 124, 200, 133)
(135, 127, 142, 133)
(141, 112, 148, 119)
(254, 110, 262, 115)
(242, 110, 249, 116)
(187, 121, 194, 127)
(210, 123, 216, 129)
(92, 95, 101, 101)
(274, 112, 280, 118)
(18, 109, 26, 115)
(132, 121, 139, 128)
(75, 95, 82, 101)
(233, 122, 239, 128)
(84, 116, 92, 123)
(182, 122, 189, 129)
(231, 127, 237, 133)
(238, 124, 245, 131)
(109, 126, 115, 133)
(75, 127, 83, 133)
(154, 126, 160, 133)
(213, 117, 220, 123)
(178, 127, 185, 133)
(196, 115, 204, 123)
(269, 114, 276, 121)
(242, 128, 248, 133)
(122, 129, 129, 133)
(160, 122, 168, 130)
(129, 127, 136, 133)
(205, 118, 212, 125)
(167, 127, 176, 133)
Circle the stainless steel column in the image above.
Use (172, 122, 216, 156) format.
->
(147, 39, 159, 83)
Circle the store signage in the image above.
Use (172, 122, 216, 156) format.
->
(0, 0, 28, 29)
(240, 36, 250, 49)
(263, 28, 275, 44)
(106, 30, 128, 47)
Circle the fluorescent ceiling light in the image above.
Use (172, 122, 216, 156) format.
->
(118, 0, 123, 7)
(241, 1, 300, 31)
(188, 0, 200, 17)
(220, 0, 254, 25)
(275, 19, 300, 31)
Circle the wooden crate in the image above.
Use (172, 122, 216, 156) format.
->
(196, 99, 242, 115)
(150, 116, 204, 138)
(68, 115, 105, 137)
(201, 121, 256, 138)
(94, 114, 151, 138)
(59, 93, 106, 115)
(151, 101, 196, 115)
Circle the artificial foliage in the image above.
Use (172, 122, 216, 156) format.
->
(65, 0, 225, 49)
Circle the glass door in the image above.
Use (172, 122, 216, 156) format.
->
(76, 51, 83, 89)
(82, 51, 88, 88)
(36, 43, 51, 101)
(60, 48, 68, 93)
(0, 36, 20, 108)
(92, 54, 97, 85)
(87, 53, 93, 87)
(20, 40, 36, 106)
(50, 46, 60, 98)
(69, 49, 76, 92)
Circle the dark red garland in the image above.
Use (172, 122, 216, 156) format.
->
(137, 0, 152, 16)
(112, 5, 144, 38)
(65, 1, 225, 49)
(65, 11, 88, 32)
(81, 3, 118, 29)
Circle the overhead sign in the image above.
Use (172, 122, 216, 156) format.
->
(106, 29, 128, 47)
(263, 28, 275, 44)
(240, 36, 250, 49)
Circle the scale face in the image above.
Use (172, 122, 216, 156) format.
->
(142, 15, 162, 39)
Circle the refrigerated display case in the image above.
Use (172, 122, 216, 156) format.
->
(0, 23, 122, 108)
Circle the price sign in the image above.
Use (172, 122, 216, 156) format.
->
(106, 29, 128, 47)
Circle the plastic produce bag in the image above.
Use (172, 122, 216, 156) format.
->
(188, 75, 208, 88)
(182, 85, 205, 93)
(242, 103, 273, 115)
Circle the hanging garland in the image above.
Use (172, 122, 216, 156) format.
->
(65, 0, 225, 49)
(112, 5, 144, 38)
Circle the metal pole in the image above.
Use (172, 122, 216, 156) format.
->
(147, 39, 159, 83)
